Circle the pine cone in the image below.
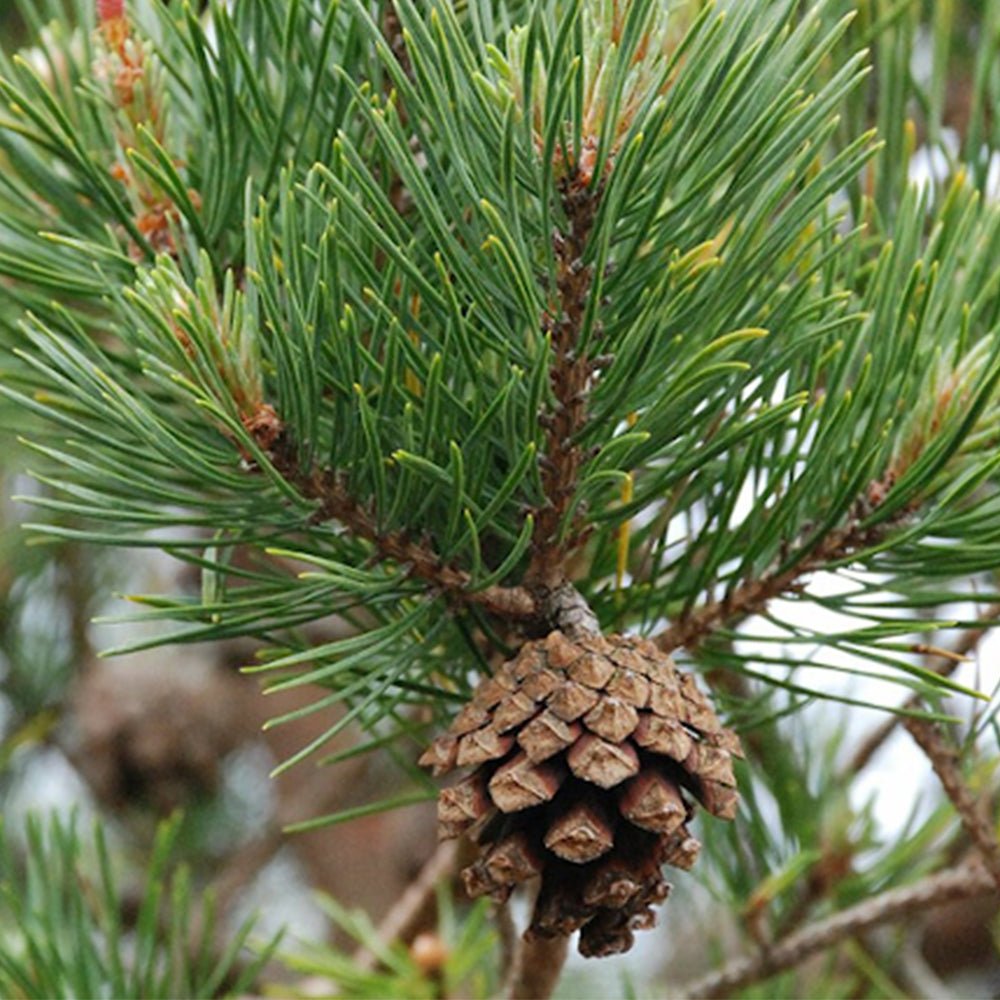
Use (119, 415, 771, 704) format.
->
(419, 630, 742, 957)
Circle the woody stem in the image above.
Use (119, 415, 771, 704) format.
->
(527, 174, 603, 591)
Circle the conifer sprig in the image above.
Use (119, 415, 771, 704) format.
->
(0, 812, 278, 999)
(1, 0, 999, 791)
(2, 1, 1000, 996)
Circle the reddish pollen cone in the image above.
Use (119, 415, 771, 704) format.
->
(97, 0, 125, 21)
(97, 0, 128, 49)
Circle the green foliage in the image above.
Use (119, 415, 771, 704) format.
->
(0, 1, 999, 998)
(0, 811, 278, 999)
(282, 887, 499, 999)
(3, 0, 999, 768)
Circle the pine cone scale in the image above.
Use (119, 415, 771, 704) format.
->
(482, 830, 544, 886)
(544, 797, 615, 862)
(566, 732, 640, 787)
(488, 751, 566, 811)
(493, 691, 540, 732)
(606, 669, 650, 707)
(568, 652, 616, 688)
(582, 696, 640, 742)
(517, 710, 581, 762)
(633, 714, 693, 759)
(547, 680, 600, 721)
(618, 769, 687, 834)
(455, 727, 514, 766)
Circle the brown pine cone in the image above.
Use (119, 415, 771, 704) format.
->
(419, 630, 742, 957)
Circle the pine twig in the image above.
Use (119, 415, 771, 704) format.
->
(270, 453, 539, 622)
(903, 717, 1000, 890)
(657, 524, 877, 653)
(846, 606, 1000, 776)
(353, 838, 462, 973)
(656, 489, 903, 652)
(506, 933, 570, 1000)
(494, 901, 519, 1000)
(313, 472, 538, 619)
(214, 740, 378, 916)
(527, 174, 603, 590)
(211, 824, 284, 914)
(679, 861, 996, 999)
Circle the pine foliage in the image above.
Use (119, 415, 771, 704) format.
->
(4, 0, 998, 765)
(1, 0, 1000, 996)
(0, 812, 277, 999)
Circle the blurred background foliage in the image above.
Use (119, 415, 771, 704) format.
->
(0, 1, 999, 999)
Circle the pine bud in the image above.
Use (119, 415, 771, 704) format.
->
(97, 0, 125, 22)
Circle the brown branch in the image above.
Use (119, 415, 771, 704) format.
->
(259, 175, 610, 624)
(846, 606, 1000, 776)
(213, 731, 379, 913)
(507, 933, 570, 1000)
(211, 824, 284, 913)
(903, 717, 1000, 890)
(526, 175, 603, 590)
(244, 173, 600, 623)
(271, 9, 521, 626)
(656, 500, 895, 653)
(847, 708, 914, 777)
(353, 838, 462, 973)
(269, 449, 539, 622)
(494, 901, 519, 999)
(679, 861, 996, 1000)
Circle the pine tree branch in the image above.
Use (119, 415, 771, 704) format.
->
(902, 717, 1000, 889)
(527, 174, 604, 590)
(268, 445, 540, 622)
(845, 607, 1000, 776)
(679, 861, 996, 1000)
(353, 838, 461, 973)
(506, 933, 570, 1000)
(656, 491, 899, 653)
(311, 470, 539, 619)
(494, 900, 519, 999)
(212, 824, 284, 914)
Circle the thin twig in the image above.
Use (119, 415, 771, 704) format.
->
(211, 824, 285, 913)
(494, 900, 519, 1000)
(213, 742, 378, 914)
(269, 453, 539, 622)
(848, 708, 917, 778)
(903, 717, 1000, 890)
(526, 173, 603, 589)
(353, 838, 461, 973)
(656, 514, 886, 653)
(846, 605, 1000, 776)
(896, 935, 953, 999)
(315, 471, 539, 619)
(679, 861, 996, 999)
